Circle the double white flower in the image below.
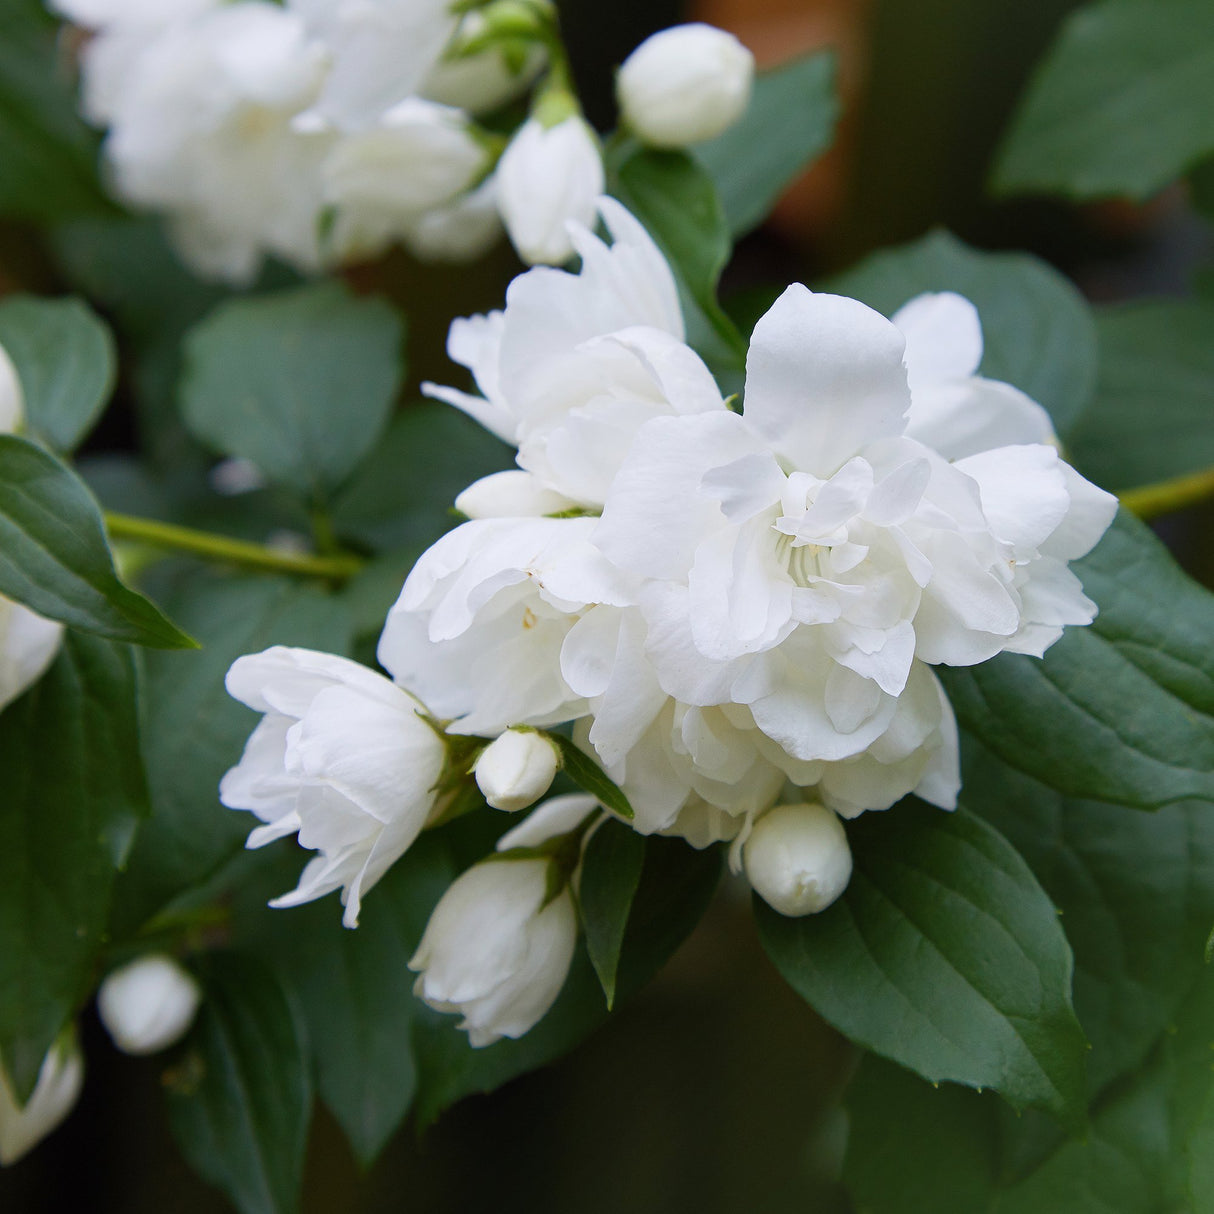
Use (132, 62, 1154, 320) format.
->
(388, 198, 1116, 857)
(220, 647, 446, 927)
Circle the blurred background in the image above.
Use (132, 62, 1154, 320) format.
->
(1, 0, 1211, 1209)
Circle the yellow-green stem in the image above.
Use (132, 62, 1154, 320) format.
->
(1119, 465, 1214, 520)
(104, 511, 363, 581)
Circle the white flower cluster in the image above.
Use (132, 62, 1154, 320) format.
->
(220, 198, 1116, 1049)
(54, 5, 755, 280)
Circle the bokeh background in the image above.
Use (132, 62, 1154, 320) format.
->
(2, 0, 1211, 1209)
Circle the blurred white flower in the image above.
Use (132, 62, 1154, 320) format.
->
(743, 802, 853, 916)
(221, 646, 446, 927)
(409, 856, 577, 1046)
(0, 597, 65, 716)
(0, 341, 21, 440)
(97, 955, 202, 1055)
(496, 115, 604, 265)
(617, 23, 754, 148)
(0, 1036, 84, 1167)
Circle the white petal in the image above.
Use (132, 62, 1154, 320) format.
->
(892, 291, 983, 389)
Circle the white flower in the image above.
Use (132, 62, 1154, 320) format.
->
(617, 23, 754, 149)
(496, 116, 604, 265)
(323, 97, 489, 228)
(0, 341, 22, 433)
(593, 286, 1116, 779)
(496, 791, 600, 851)
(396, 175, 503, 264)
(896, 291, 1059, 460)
(422, 11, 546, 115)
(97, 955, 202, 1056)
(0, 1036, 84, 1166)
(743, 802, 853, 916)
(0, 596, 64, 719)
(474, 728, 560, 811)
(220, 646, 446, 927)
(409, 856, 577, 1046)
(287, 0, 459, 131)
(96, 3, 331, 283)
(424, 196, 711, 507)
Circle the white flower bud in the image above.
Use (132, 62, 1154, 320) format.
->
(455, 470, 579, 519)
(410, 857, 577, 1046)
(475, 727, 560, 811)
(0, 596, 64, 716)
(496, 115, 604, 265)
(617, 23, 754, 149)
(97, 955, 202, 1056)
(744, 802, 853, 917)
(0, 1036, 84, 1166)
(0, 341, 24, 434)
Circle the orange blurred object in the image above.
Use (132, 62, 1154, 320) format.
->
(690, 0, 871, 240)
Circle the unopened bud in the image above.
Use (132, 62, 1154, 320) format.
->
(0, 1035, 84, 1166)
(617, 24, 754, 149)
(475, 728, 560, 811)
(97, 955, 202, 1056)
(744, 802, 852, 917)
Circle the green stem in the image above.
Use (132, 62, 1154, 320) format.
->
(104, 511, 363, 581)
(1118, 466, 1214, 520)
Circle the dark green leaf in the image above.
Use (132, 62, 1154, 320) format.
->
(993, 0, 1214, 201)
(0, 434, 196, 648)
(578, 819, 646, 1008)
(757, 802, 1087, 1125)
(696, 51, 839, 238)
(233, 838, 453, 1168)
(608, 146, 747, 379)
(180, 283, 404, 501)
(0, 0, 109, 222)
(166, 953, 312, 1214)
(827, 228, 1098, 435)
(110, 573, 353, 936)
(0, 295, 116, 452)
(1068, 300, 1214, 490)
(0, 632, 148, 1100)
(547, 732, 634, 820)
(331, 403, 512, 553)
(962, 736, 1214, 1096)
(940, 511, 1214, 811)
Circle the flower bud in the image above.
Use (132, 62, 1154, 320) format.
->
(410, 856, 576, 1046)
(475, 727, 560, 811)
(743, 802, 852, 917)
(617, 23, 754, 149)
(97, 954, 202, 1056)
(0, 595, 64, 715)
(0, 341, 23, 434)
(496, 115, 604, 265)
(0, 1035, 84, 1166)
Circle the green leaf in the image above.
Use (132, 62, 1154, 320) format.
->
(110, 573, 353, 936)
(756, 802, 1087, 1125)
(827, 228, 1098, 436)
(578, 819, 646, 1008)
(0, 295, 116, 452)
(993, 0, 1214, 201)
(331, 403, 512, 553)
(0, 435, 196, 649)
(180, 283, 405, 501)
(0, 0, 109, 222)
(166, 953, 312, 1214)
(962, 737, 1214, 1097)
(940, 511, 1214, 812)
(1067, 300, 1214, 490)
(233, 838, 454, 1168)
(608, 145, 747, 379)
(0, 632, 148, 1101)
(695, 51, 839, 238)
(547, 732, 635, 820)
